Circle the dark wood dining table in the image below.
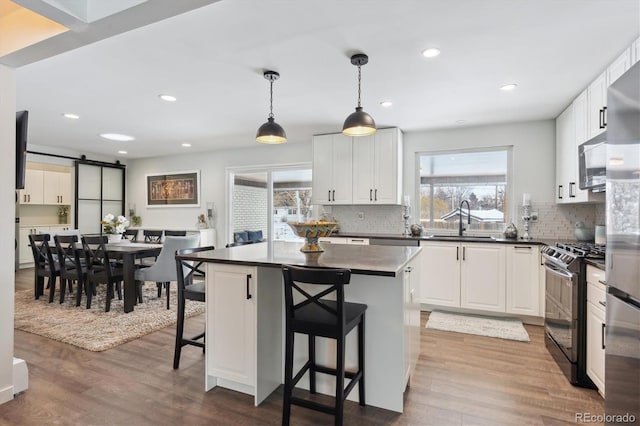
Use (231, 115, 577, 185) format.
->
(105, 242, 162, 313)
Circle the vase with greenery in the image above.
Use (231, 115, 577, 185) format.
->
(57, 206, 69, 224)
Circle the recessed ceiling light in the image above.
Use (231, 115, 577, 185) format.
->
(62, 113, 79, 119)
(100, 133, 135, 142)
(421, 48, 441, 58)
(117, 150, 127, 154)
(159, 94, 177, 102)
(455, 120, 467, 125)
(380, 101, 393, 107)
(500, 83, 518, 91)
(181, 143, 192, 147)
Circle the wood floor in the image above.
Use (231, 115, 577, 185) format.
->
(2, 268, 604, 425)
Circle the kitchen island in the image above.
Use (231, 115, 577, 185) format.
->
(177, 241, 422, 413)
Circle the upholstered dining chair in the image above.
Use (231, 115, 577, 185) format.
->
(28, 233, 66, 302)
(53, 234, 88, 307)
(81, 235, 124, 312)
(134, 235, 200, 309)
(173, 245, 214, 369)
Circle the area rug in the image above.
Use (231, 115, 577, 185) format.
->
(426, 310, 530, 342)
(14, 282, 205, 351)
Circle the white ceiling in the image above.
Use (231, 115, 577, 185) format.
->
(10, 0, 640, 160)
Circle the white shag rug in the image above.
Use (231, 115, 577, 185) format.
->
(426, 310, 530, 342)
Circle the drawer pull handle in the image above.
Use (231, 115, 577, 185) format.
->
(601, 323, 606, 350)
(246, 274, 252, 300)
(598, 300, 606, 308)
(598, 280, 607, 286)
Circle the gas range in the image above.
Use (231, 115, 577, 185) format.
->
(541, 242, 606, 272)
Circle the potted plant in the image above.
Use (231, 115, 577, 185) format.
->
(57, 205, 69, 224)
(132, 215, 142, 227)
(101, 213, 130, 242)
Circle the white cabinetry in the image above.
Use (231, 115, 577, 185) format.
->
(18, 226, 60, 266)
(318, 236, 369, 245)
(586, 265, 606, 397)
(607, 47, 631, 85)
(352, 128, 402, 204)
(311, 133, 353, 205)
(506, 245, 541, 316)
(18, 169, 44, 204)
(419, 241, 461, 307)
(403, 259, 421, 387)
(632, 36, 640, 65)
(43, 171, 71, 205)
(207, 263, 256, 388)
(460, 244, 506, 313)
(587, 71, 608, 139)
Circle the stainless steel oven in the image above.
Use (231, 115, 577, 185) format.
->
(541, 243, 602, 388)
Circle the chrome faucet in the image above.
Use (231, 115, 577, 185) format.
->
(459, 200, 471, 236)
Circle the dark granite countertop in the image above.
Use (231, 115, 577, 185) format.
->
(585, 258, 606, 271)
(178, 240, 421, 277)
(330, 231, 550, 245)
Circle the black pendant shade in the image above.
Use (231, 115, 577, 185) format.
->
(342, 53, 376, 137)
(256, 70, 286, 144)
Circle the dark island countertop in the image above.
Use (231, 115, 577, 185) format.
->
(177, 241, 421, 277)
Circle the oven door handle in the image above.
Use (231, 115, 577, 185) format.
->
(544, 262, 574, 280)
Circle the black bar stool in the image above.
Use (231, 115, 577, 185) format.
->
(281, 265, 367, 426)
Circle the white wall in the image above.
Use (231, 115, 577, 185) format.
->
(126, 142, 311, 247)
(0, 64, 16, 404)
(402, 120, 556, 226)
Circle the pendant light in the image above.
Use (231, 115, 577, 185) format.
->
(256, 70, 286, 144)
(342, 53, 376, 137)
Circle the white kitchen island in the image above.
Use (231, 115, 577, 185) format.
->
(177, 241, 422, 413)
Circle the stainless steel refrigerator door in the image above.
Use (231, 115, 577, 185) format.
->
(605, 293, 640, 424)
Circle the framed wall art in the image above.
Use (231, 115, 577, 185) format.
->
(146, 170, 200, 207)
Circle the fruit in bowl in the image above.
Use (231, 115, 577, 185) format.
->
(287, 221, 338, 252)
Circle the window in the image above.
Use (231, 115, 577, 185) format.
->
(418, 148, 511, 232)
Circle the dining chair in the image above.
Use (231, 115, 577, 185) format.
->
(122, 229, 139, 241)
(143, 230, 163, 243)
(81, 235, 124, 312)
(173, 245, 214, 369)
(281, 265, 367, 426)
(53, 234, 89, 307)
(134, 235, 200, 308)
(164, 230, 187, 237)
(28, 233, 67, 302)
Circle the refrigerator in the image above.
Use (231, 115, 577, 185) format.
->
(605, 61, 640, 424)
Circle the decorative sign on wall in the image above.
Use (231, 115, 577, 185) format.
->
(146, 170, 200, 207)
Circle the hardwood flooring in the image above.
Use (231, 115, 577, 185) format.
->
(1, 268, 604, 425)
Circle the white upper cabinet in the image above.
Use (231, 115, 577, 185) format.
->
(607, 47, 631, 85)
(352, 128, 402, 204)
(43, 171, 71, 205)
(587, 71, 607, 139)
(311, 133, 353, 205)
(313, 128, 402, 205)
(632, 36, 640, 65)
(556, 103, 574, 203)
(18, 169, 44, 205)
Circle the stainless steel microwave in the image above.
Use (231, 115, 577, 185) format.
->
(578, 132, 607, 192)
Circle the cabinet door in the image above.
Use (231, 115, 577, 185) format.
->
(311, 134, 335, 204)
(403, 259, 420, 387)
(571, 91, 590, 202)
(586, 302, 606, 395)
(58, 171, 71, 204)
(19, 169, 44, 204)
(330, 134, 353, 204)
(607, 48, 631, 86)
(419, 242, 460, 307)
(632, 36, 640, 65)
(19, 228, 34, 265)
(373, 128, 400, 204)
(506, 245, 540, 316)
(352, 135, 375, 204)
(555, 105, 573, 204)
(43, 171, 66, 204)
(460, 244, 506, 313)
(207, 264, 256, 387)
(587, 71, 607, 139)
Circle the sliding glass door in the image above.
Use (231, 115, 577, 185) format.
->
(75, 161, 125, 235)
(228, 165, 312, 246)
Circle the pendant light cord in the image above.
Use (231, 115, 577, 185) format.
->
(269, 79, 274, 119)
(357, 65, 362, 108)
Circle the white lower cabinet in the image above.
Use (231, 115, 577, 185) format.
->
(460, 244, 506, 313)
(318, 237, 369, 245)
(506, 245, 541, 316)
(586, 265, 606, 397)
(420, 241, 542, 318)
(19, 225, 68, 266)
(403, 259, 421, 387)
(207, 264, 256, 388)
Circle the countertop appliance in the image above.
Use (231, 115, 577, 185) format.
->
(542, 242, 605, 388)
(604, 62, 639, 423)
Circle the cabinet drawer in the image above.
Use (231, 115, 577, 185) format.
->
(586, 265, 605, 286)
(347, 238, 369, 245)
(587, 281, 607, 312)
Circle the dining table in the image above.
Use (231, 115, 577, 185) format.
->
(105, 242, 162, 313)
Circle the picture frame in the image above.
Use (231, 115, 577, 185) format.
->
(146, 170, 200, 207)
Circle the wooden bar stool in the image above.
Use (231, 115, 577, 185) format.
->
(281, 265, 367, 426)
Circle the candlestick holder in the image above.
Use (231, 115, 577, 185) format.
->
(522, 204, 532, 240)
(403, 204, 411, 236)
